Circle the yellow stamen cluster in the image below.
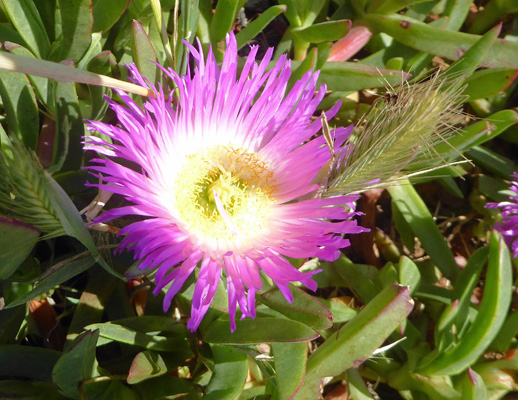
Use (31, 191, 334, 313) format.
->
(173, 145, 275, 240)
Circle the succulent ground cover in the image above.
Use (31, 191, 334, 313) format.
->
(0, 0, 518, 399)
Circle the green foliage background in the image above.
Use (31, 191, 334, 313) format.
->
(0, 0, 517, 399)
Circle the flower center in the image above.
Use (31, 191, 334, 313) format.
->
(173, 145, 275, 240)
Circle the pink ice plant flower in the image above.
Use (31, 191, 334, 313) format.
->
(486, 172, 518, 258)
(85, 33, 366, 331)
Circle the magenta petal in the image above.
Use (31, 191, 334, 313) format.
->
(187, 257, 222, 331)
(486, 173, 518, 258)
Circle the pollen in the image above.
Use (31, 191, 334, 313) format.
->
(172, 145, 275, 240)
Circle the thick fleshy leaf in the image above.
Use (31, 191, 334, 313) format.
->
(52, 330, 100, 400)
(368, 0, 432, 14)
(41, 171, 119, 278)
(317, 62, 409, 92)
(0, 70, 39, 149)
(442, 0, 472, 31)
(203, 316, 319, 344)
(77, 32, 103, 70)
(443, 23, 501, 78)
(362, 13, 518, 68)
(86, 319, 191, 354)
(463, 68, 518, 101)
(50, 0, 93, 63)
(398, 256, 421, 295)
(296, 284, 413, 399)
(240, 386, 267, 399)
(278, 0, 302, 27)
(2, 0, 50, 58)
(466, 146, 516, 179)
(272, 342, 307, 400)
(491, 309, 518, 353)
(292, 20, 351, 43)
(131, 20, 159, 84)
(65, 268, 119, 344)
(319, 298, 358, 324)
(0, 216, 39, 279)
(174, 0, 200, 74)
(204, 345, 247, 400)
(127, 350, 168, 384)
(0, 24, 29, 51)
(0, 345, 61, 381)
(279, 0, 325, 27)
(3, 42, 50, 107)
(392, 202, 415, 251)
(435, 110, 518, 160)
(50, 81, 85, 173)
(42, 171, 93, 244)
(82, 380, 139, 400)
(92, 0, 129, 33)
(0, 302, 27, 345)
(107, 315, 193, 333)
(209, 0, 240, 46)
(458, 369, 488, 399)
(346, 368, 374, 399)
(331, 255, 379, 303)
(258, 285, 333, 330)
(388, 181, 459, 280)
(85, 51, 113, 121)
(419, 231, 512, 375)
(5, 254, 96, 309)
(133, 375, 197, 400)
(388, 364, 461, 399)
(0, 381, 66, 400)
(468, 0, 518, 34)
(236, 5, 287, 50)
(33, 0, 56, 42)
(436, 247, 488, 335)
(288, 47, 317, 90)
(477, 174, 510, 203)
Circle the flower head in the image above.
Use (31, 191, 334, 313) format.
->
(486, 173, 518, 258)
(85, 33, 366, 331)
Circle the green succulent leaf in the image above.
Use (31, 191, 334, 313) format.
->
(209, 0, 241, 47)
(296, 284, 413, 399)
(86, 317, 191, 355)
(236, 5, 287, 50)
(258, 285, 333, 331)
(50, 0, 93, 63)
(0, 345, 61, 381)
(92, 0, 129, 33)
(463, 68, 518, 101)
(272, 342, 307, 400)
(203, 315, 319, 344)
(362, 13, 518, 68)
(0, 216, 39, 279)
(2, 0, 51, 58)
(52, 330, 100, 400)
(204, 345, 247, 400)
(131, 20, 159, 84)
(388, 181, 459, 280)
(5, 253, 96, 309)
(291, 20, 351, 43)
(127, 351, 168, 384)
(0, 69, 39, 150)
(458, 369, 488, 400)
(419, 231, 513, 375)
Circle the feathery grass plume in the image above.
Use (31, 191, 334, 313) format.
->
(0, 135, 65, 237)
(322, 72, 466, 197)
